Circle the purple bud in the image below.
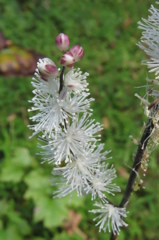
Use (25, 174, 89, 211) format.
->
(60, 52, 75, 68)
(70, 45, 84, 62)
(55, 33, 70, 52)
(37, 58, 59, 81)
(45, 64, 58, 74)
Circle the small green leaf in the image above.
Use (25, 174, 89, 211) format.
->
(11, 147, 33, 167)
(24, 169, 69, 228)
(24, 169, 84, 229)
(24, 169, 51, 200)
(53, 232, 81, 240)
(0, 200, 9, 216)
(31, 238, 44, 240)
(0, 147, 33, 183)
(0, 225, 22, 240)
(66, 194, 84, 208)
(0, 165, 23, 182)
(8, 211, 31, 235)
(34, 197, 68, 228)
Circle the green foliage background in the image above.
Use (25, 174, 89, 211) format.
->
(0, 0, 159, 239)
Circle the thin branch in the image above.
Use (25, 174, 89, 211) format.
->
(59, 66, 65, 93)
(110, 119, 154, 240)
(58, 66, 68, 130)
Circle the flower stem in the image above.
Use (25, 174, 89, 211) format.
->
(110, 119, 154, 240)
(59, 66, 65, 93)
(58, 66, 68, 131)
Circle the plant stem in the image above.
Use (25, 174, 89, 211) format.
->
(110, 119, 154, 240)
(59, 66, 65, 93)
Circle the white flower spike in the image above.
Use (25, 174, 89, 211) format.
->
(138, 4, 159, 78)
(28, 32, 123, 237)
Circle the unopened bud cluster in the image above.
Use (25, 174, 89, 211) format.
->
(55, 33, 84, 68)
(37, 33, 84, 82)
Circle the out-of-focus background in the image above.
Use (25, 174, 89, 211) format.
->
(0, 0, 159, 239)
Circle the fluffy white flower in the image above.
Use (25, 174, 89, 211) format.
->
(84, 164, 120, 200)
(136, 4, 159, 112)
(32, 69, 59, 94)
(138, 4, 159, 78)
(52, 155, 93, 197)
(64, 68, 89, 93)
(90, 202, 128, 235)
(28, 90, 69, 137)
(28, 77, 94, 137)
(51, 144, 112, 198)
(40, 113, 103, 164)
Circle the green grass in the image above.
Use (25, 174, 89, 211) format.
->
(0, 0, 159, 239)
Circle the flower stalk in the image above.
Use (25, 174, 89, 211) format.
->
(110, 119, 154, 240)
(119, 119, 154, 208)
(59, 66, 65, 93)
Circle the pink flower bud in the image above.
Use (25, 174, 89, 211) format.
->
(70, 45, 84, 62)
(37, 58, 59, 81)
(55, 33, 70, 52)
(60, 52, 75, 68)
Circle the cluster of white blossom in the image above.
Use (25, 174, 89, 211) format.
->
(28, 33, 128, 235)
(136, 2, 159, 151)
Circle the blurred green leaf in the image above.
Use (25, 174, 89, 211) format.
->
(12, 147, 33, 167)
(0, 200, 9, 216)
(24, 169, 84, 228)
(8, 211, 31, 235)
(32, 238, 44, 240)
(53, 232, 82, 240)
(24, 169, 51, 198)
(24, 169, 69, 227)
(0, 199, 31, 236)
(0, 225, 22, 240)
(0, 147, 33, 182)
(33, 197, 68, 228)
